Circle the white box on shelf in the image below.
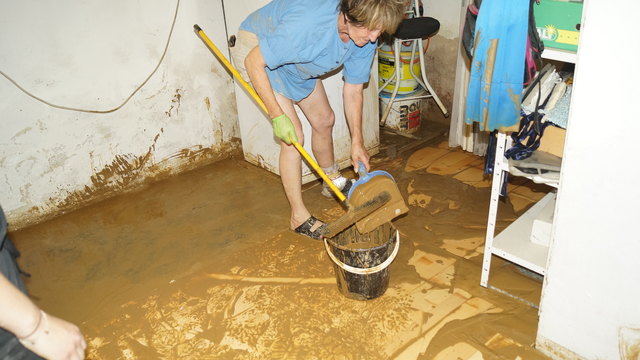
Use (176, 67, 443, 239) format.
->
(530, 193, 556, 247)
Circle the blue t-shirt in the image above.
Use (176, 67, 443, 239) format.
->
(240, 0, 377, 101)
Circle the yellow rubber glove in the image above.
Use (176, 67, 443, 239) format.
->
(271, 114, 298, 145)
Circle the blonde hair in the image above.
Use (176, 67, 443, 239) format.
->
(339, 0, 405, 34)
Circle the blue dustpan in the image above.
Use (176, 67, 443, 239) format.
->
(348, 162, 396, 199)
(347, 162, 408, 233)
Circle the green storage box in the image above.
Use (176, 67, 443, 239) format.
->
(534, 0, 583, 52)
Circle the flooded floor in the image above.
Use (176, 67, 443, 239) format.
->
(12, 133, 553, 359)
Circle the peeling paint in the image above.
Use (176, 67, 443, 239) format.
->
(16, 157, 38, 174)
(214, 128, 223, 145)
(165, 89, 183, 117)
(11, 127, 33, 140)
(19, 183, 32, 205)
(47, 152, 70, 171)
(89, 151, 96, 175)
(245, 152, 277, 175)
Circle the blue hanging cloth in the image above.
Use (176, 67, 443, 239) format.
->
(464, 0, 529, 131)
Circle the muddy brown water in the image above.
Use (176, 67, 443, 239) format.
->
(10, 142, 550, 359)
(343, 241, 376, 250)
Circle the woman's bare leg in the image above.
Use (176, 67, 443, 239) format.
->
(274, 93, 323, 232)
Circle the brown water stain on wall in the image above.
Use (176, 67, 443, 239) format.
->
(619, 327, 640, 360)
(244, 152, 278, 175)
(419, 37, 459, 122)
(60, 132, 164, 207)
(11, 136, 242, 230)
(168, 143, 235, 166)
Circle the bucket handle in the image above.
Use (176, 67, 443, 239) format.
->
(323, 230, 400, 275)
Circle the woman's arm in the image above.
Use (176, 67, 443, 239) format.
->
(343, 82, 370, 171)
(0, 274, 86, 359)
(245, 46, 283, 119)
(245, 46, 298, 144)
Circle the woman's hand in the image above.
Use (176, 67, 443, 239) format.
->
(271, 114, 298, 144)
(20, 311, 86, 360)
(351, 140, 370, 172)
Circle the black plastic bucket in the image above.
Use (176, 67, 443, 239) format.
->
(324, 222, 399, 300)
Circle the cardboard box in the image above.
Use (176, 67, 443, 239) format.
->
(538, 125, 566, 158)
(534, 0, 583, 52)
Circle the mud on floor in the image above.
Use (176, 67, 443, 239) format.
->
(14, 139, 552, 359)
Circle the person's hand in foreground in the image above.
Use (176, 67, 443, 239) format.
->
(20, 311, 86, 360)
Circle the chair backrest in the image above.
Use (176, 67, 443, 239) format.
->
(410, 0, 425, 18)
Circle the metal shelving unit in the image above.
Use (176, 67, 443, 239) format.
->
(480, 132, 559, 289)
(480, 45, 576, 294)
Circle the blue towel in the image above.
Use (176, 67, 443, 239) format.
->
(465, 0, 529, 131)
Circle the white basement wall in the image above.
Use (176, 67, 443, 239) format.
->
(536, 0, 640, 358)
(422, 0, 465, 115)
(0, 0, 239, 228)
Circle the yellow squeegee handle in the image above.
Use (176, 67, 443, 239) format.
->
(194, 24, 346, 202)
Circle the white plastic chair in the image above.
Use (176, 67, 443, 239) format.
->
(378, 0, 449, 126)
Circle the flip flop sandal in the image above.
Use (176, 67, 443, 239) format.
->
(293, 216, 327, 241)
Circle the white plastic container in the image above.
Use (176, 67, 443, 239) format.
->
(378, 44, 422, 95)
(379, 90, 425, 133)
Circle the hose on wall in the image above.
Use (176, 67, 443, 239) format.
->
(0, 0, 180, 114)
